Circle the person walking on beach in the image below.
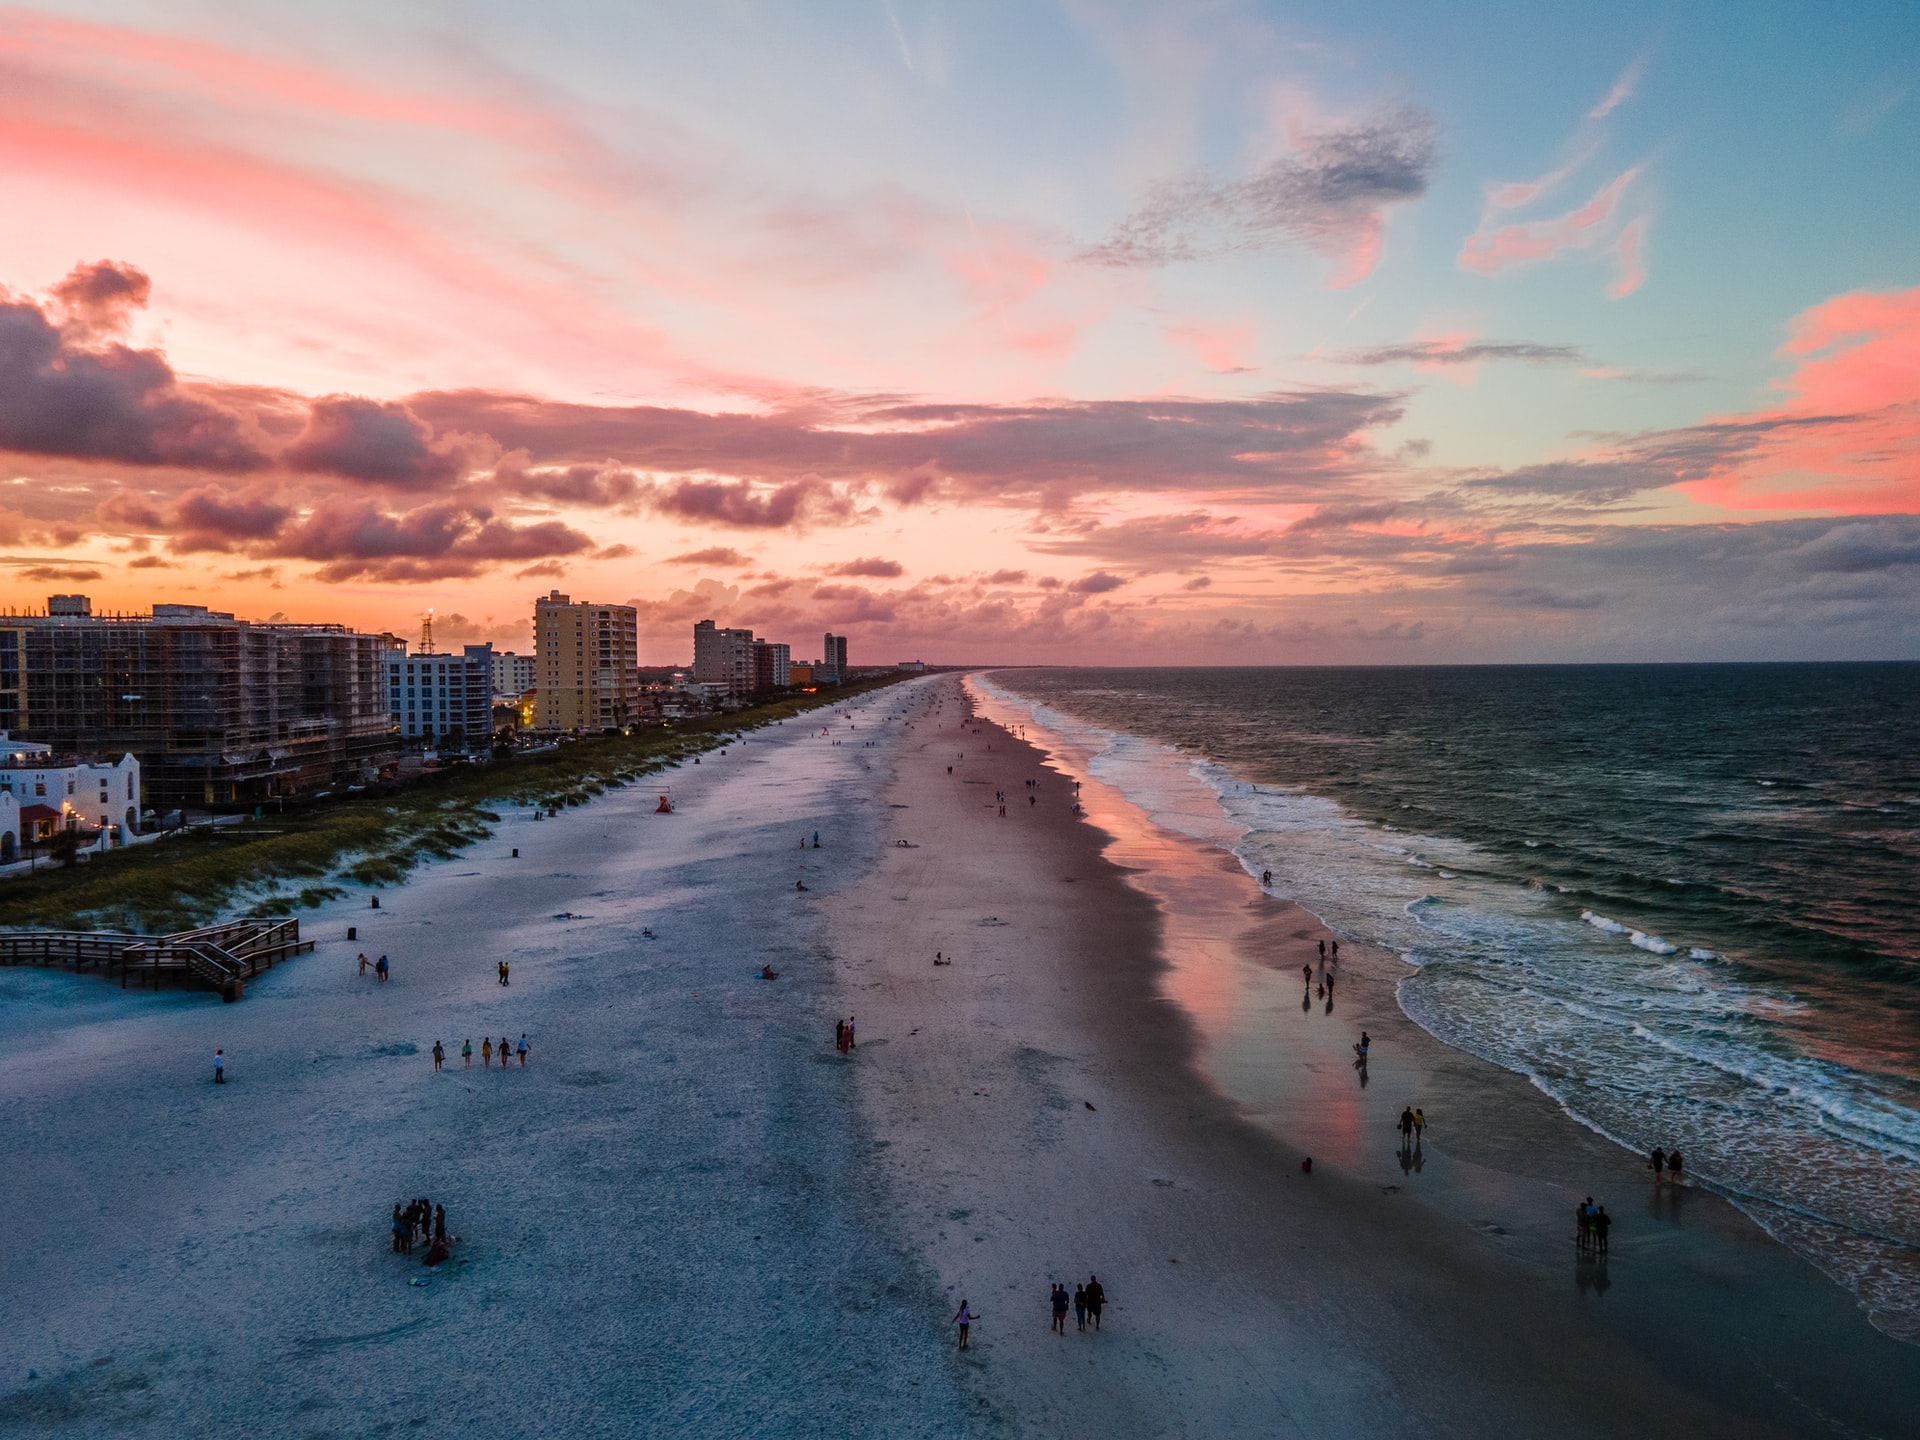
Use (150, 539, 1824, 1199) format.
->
(357, 952, 370, 976)
(499, 1036, 511, 1071)
(1594, 1206, 1612, 1254)
(213, 1049, 225, 1084)
(951, 1300, 973, 1350)
(835, 1019, 847, 1054)
(375, 954, 389, 983)
(462, 1038, 472, 1068)
(392, 1203, 409, 1254)
(432, 1040, 445, 1072)
(498, 959, 510, 986)
(1050, 1284, 1069, 1334)
(1576, 1197, 1595, 1253)
(1303, 963, 1313, 985)
(1318, 939, 1326, 962)
(517, 1034, 529, 1066)
(1330, 939, 1339, 961)
(482, 1037, 493, 1067)
(1413, 1108, 1426, 1140)
(1085, 1276, 1105, 1330)
(1398, 1107, 1415, 1144)
(1649, 1147, 1666, 1184)
(1073, 1284, 1088, 1331)
(1353, 1031, 1371, 1061)
(1667, 1149, 1685, 1184)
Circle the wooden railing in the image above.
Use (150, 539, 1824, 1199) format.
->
(0, 918, 314, 997)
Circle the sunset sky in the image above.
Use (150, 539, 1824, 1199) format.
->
(2, 1, 1916, 663)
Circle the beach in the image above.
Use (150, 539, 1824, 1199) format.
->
(3, 672, 1917, 1437)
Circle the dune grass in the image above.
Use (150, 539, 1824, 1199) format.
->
(0, 675, 910, 934)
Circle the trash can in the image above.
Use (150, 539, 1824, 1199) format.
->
(347, 926, 357, 941)
(222, 978, 244, 1003)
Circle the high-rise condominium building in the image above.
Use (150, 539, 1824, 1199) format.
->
(533, 592, 640, 732)
(387, 644, 495, 745)
(752, 641, 791, 691)
(693, 619, 756, 697)
(822, 633, 849, 680)
(0, 595, 395, 807)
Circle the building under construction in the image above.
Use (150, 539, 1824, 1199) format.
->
(0, 596, 398, 809)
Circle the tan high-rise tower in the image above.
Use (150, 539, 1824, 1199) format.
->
(533, 591, 640, 732)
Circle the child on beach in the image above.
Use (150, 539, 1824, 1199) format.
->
(951, 1300, 973, 1350)
(357, 952, 370, 976)
(462, 1038, 472, 1068)
(213, 1049, 225, 1084)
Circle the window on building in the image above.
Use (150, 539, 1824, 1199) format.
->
(34, 782, 44, 796)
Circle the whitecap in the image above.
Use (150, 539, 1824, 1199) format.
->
(1582, 910, 1628, 935)
(1630, 931, 1678, 955)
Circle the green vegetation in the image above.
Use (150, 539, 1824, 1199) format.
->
(0, 675, 911, 934)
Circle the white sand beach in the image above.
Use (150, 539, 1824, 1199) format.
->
(4, 672, 1917, 1438)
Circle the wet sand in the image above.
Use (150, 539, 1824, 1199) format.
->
(834, 675, 1920, 1437)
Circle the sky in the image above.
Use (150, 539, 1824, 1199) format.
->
(1, 0, 1916, 664)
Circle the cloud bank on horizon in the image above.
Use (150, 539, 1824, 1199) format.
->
(0, 0, 1915, 662)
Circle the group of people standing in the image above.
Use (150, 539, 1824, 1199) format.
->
(1648, 1146, 1686, 1184)
(432, 1034, 529, 1069)
(391, 1197, 450, 1265)
(834, 1016, 857, 1055)
(355, 952, 391, 981)
(1048, 1276, 1107, 1334)
(1576, 1196, 1613, 1254)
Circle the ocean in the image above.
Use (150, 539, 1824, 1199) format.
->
(981, 664, 1920, 1341)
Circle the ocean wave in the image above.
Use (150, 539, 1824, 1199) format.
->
(975, 669, 1920, 1346)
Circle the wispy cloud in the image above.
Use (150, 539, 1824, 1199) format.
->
(1081, 106, 1437, 286)
(1587, 57, 1645, 120)
(1338, 339, 1583, 367)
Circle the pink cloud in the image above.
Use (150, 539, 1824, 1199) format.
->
(1608, 217, 1649, 299)
(1459, 168, 1641, 276)
(1166, 317, 1255, 372)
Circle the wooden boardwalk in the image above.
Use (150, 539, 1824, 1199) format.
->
(0, 918, 314, 998)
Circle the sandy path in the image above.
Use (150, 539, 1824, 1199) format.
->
(0, 685, 974, 1439)
(833, 677, 1920, 1438)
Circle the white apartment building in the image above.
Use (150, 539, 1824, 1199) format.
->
(386, 645, 495, 745)
(492, 650, 536, 697)
(0, 734, 141, 857)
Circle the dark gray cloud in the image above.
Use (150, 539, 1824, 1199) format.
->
(268, 498, 593, 583)
(1338, 340, 1583, 367)
(0, 289, 266, 472)
(824, 556, 904, 578)
(1068, 570, 1127, 594)
(284, 397, 472, 488)
(666, 546, 750, 566)
(412, 388, 1401, 507)
(1079, 107, 1437, 268)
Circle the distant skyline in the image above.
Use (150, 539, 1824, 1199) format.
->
(1, 1, 1916, 662)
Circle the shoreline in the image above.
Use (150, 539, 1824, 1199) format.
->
(972, 668, 1920, 1350)
(834, 675, 1920, 1435)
